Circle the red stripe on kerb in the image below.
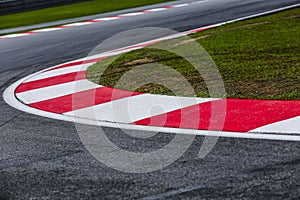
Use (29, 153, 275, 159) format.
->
(22, 31, 36, 35)
(190, 26, 217, 34)
(85, 19, 102, 23)
(47, 57, 106, 71)
(28, 87, 142, 113)
(55, 25, 69, 29)
(15, 71, 86, 93)
(134, 99, 300, 132)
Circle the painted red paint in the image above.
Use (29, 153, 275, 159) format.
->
(134, 99, 300, 132)
(28, 87, 142, 113)
(15, 71, 86, 93)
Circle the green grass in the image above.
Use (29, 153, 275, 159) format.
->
(87, 8, 300, 100)
(0, 0, 173, 30)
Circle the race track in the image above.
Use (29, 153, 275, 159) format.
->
(1, 0, 300, 199)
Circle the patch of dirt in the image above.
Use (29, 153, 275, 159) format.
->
(171, 35, 211, 46)
(286, 14, 300, 19)
(241, 21, 269, 28)
(224, 79, 299, 99)
(124, 58, 155, 66)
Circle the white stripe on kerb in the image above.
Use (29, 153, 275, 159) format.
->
(64, 22, 93, 27)
(64, 94, 217, 123)
(0, 33, 31, 38)
(32, 28, 64, 33)
(118, 12, 144, 17)
(172, 3, 189, 8)
(16, 80, 102, 104)
(94, 17, 120, 21)
(24, 64, 91, 83)
(250, 116, 300, 134)
(146, 8, 168, 12)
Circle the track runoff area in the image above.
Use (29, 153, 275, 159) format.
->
(3, 2, 300, 142)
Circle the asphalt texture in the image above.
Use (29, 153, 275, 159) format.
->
(1, 0, 300, 199)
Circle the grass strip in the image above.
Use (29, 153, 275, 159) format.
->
(87, 8, 300, 100)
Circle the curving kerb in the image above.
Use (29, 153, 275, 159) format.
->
(4, 4, 300, 140)
(13, 51, 300, 134)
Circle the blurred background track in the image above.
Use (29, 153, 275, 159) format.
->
(0, 0, 87, 15)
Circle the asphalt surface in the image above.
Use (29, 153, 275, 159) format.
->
(1, 0, 300, 199)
